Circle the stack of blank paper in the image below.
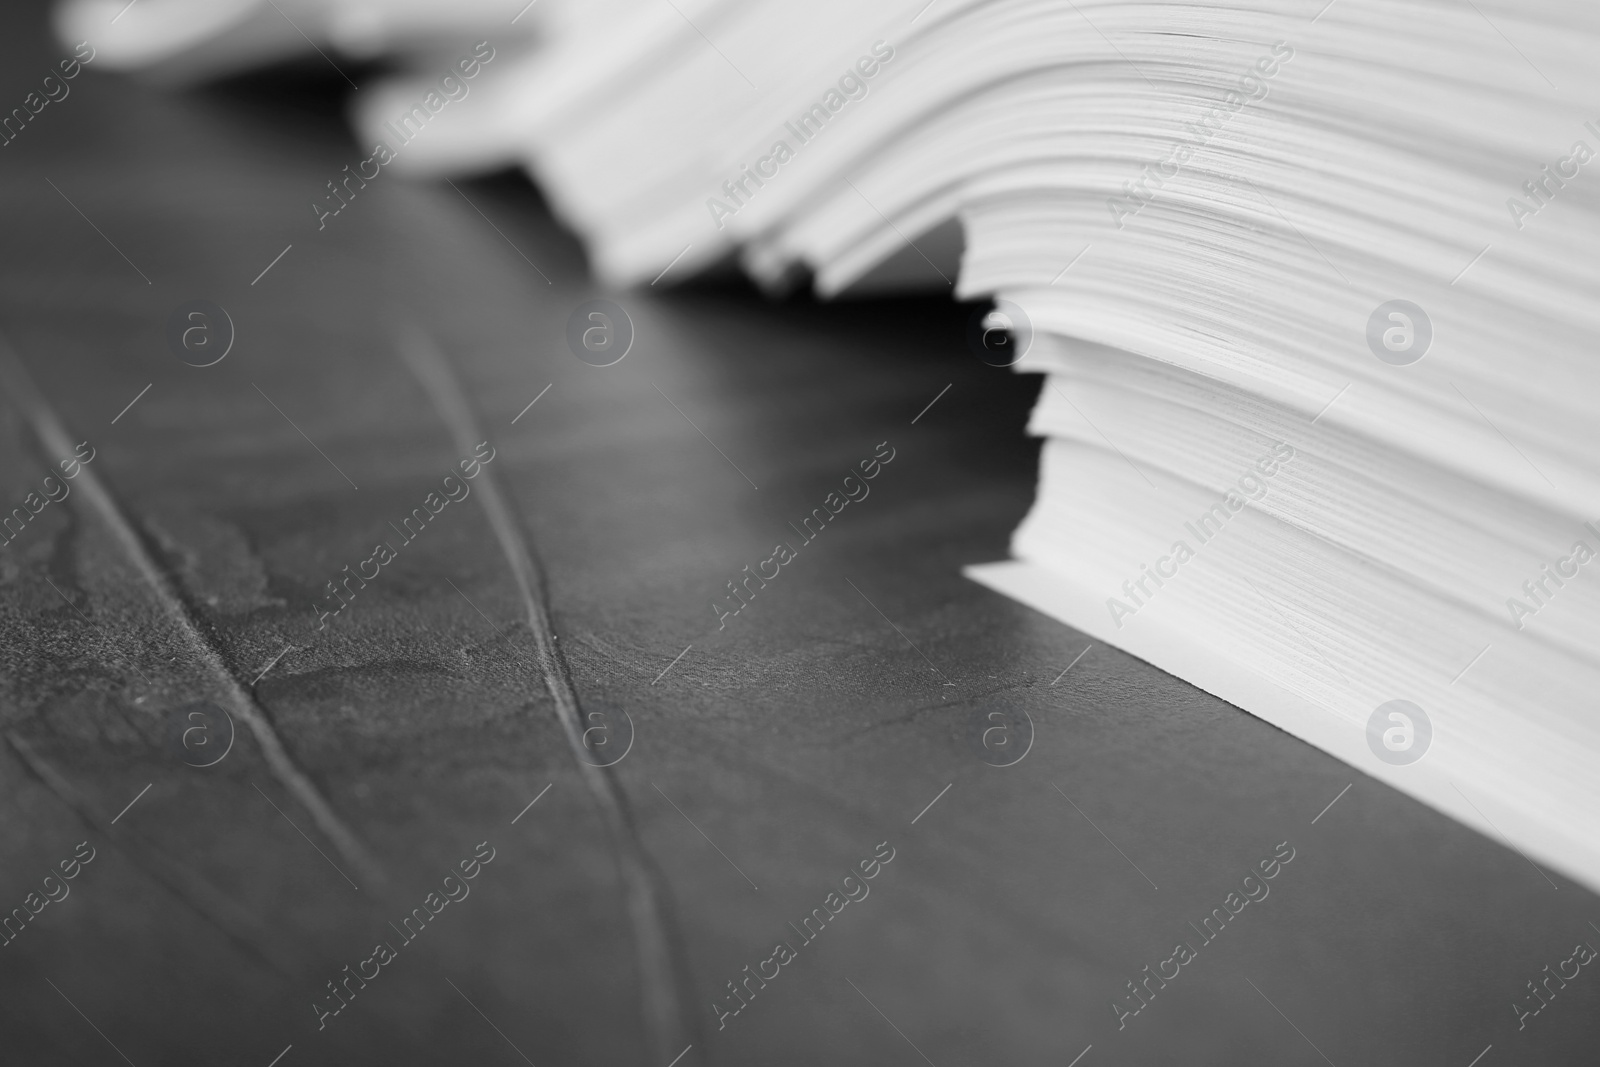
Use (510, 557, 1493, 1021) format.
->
(63, 0, 1600, 890)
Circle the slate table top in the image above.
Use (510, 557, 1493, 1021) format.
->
(0, 7, 1595, 1065)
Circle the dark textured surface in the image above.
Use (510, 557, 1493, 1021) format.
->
(1, 7, 1597, 1066)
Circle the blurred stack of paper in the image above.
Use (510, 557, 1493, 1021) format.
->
(59, 0, 1600, 888)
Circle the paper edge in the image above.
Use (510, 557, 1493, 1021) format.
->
(964, 558, 1600, 894)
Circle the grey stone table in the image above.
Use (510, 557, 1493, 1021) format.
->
(0, 8, 1593, 1065)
